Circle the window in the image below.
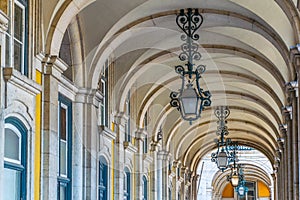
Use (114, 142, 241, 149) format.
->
(58, 94, 72, 200)
(143, 136, 148, 154)
(125, 91, 131, 142)
(143, 112, 148, 153)
(238, 181, 256, 200)
(142, 176, 148, 200)
(99, 77, 106, 126)
(98, 59, 109, 127)
(124, 167, 131, 200)
(5, 0, 28, 75)
(3, 117, 27, 200)
(99, 157, 108, 200)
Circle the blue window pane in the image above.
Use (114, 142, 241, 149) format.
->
(3, 168, 21, 200)
(99, 159, 108, 200)
(143, 176, 148, 200)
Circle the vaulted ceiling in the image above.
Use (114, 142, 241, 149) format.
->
(45, 0, 300, 173)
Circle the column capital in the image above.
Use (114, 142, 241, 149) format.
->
(172, 160, 181, 168)
(135, 128, 147, 141)
(75, 88, 101, 106)
(157, 150, 171, 161)
(286, 81, 298, 97)
(149, 141, 161, 152)
(282, 106, 292, 120)
(42, 55, 68, 79)
(114, 112, 129, 126)
(277, 137, 285, 149)
(290, 45, 300, 72)
(279, 124, 287, 135)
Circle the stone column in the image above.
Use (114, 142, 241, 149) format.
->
(75, 89, 101, 200)
(149, 142, 159, 200)
(157, 150, 171, 200)
(180, 166, 187, 200)
(278, 124, 286, 200)
(290, 47, 300, 200)
(282, 105, 292, 200)
(72, 98, 84, 200)
(191, 173, 199, 200)
(114, 112, 127, 200)
(135, 129, 146, 200)
(271, 172, 277, 200)
(171, 161, 181, 200)
(288, 81, 299, 200)
(40, 55, 62, 199)
(0, 12, 8, 200)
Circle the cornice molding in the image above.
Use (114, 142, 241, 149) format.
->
(3, 67, 41, 95)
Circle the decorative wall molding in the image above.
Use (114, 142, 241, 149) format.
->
(3, 67, 42, 95)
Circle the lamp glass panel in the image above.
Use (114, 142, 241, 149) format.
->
(231, 175, 239, 187)
(181, 86, 198, 115)
(238, 186, 245, 196)
(217, 151, 228, 168)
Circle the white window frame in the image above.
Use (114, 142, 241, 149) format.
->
(5, 0, 26, 71)
(58, 102, 69, 178)
(7, 0, 25, 73)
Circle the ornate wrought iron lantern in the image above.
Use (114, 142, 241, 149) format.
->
(235, 167, 248, 197)
(211, 106, 234, 171)
(170, 8, 211, 124)
(226, 142, 240, 187)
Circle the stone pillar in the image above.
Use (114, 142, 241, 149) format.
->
(282, 105, 292, 200)
(0, 12, 8, 200)
(288, 81, 299, 200)
(158, 150, 171, 200)
(180, 166, 188, 200)
(75, 89, 101, 200)
(149, 142, 159, 200)
(271, 172, 277, 200)
(135, 129, 146, 200)
(40, 55, 62, 200)
(290, 47, 300, 200)
(170, 161, 181, 200)
(182, 169, 191, 200)
(81, 89, 99, 200)
(191, 173, 199, 200)
(72, 99, 84, 200)
(278, 124, 286, 200)
(114, 112, 127, 200)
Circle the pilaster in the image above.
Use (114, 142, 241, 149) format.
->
(157, 150, 171, 200)
(191, 173, 199, 200)
(0, 11, 8, 200)
(282, 103, 292, 200)
(291, 47, 300, 200)
(41, 55, 60, 200)
(74, 88, 100, 200)
(170, 160, 181, 200)
(113, 112, 127, 200)
(134, 128, 146, 200)
(149, 141, 160, 200)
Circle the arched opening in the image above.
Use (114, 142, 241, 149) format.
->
(197, 147, 273, 200)
(142, 175, 148, 200)
(124, 167, 131, 200)
(3, 117, 27, 200)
